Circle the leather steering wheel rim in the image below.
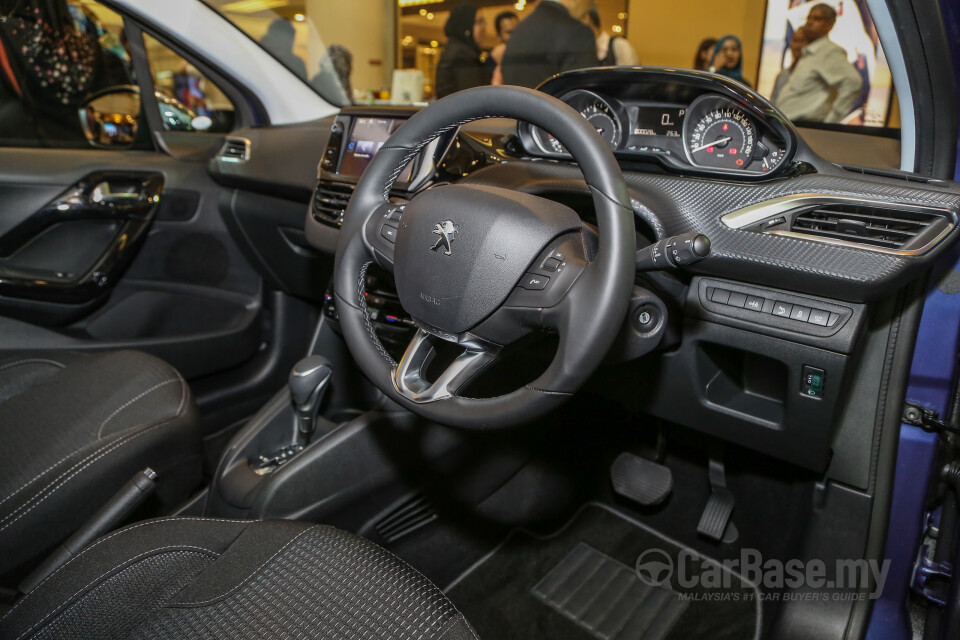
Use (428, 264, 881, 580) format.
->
(333, 85, 635, 429)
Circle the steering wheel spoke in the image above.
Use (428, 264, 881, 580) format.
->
(393, 327, 500, 403)
(363, 200, 408, 273)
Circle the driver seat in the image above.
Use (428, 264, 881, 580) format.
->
(0, 517, 477, 640)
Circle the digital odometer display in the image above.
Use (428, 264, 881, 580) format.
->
(632, 106, 685, 138)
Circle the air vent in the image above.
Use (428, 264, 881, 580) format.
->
(790, 203, 952, 252)
(312, 180, 354, 227)
(373, 493, 437, 544)
(218, 137, 250, 162)
(312, 180, 410, 228)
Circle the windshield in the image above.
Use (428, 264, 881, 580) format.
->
(205, 0, 899, 132)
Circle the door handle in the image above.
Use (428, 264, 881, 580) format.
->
(88, 179, 156, 206)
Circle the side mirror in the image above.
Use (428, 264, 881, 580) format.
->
(78, 85, 141, 149)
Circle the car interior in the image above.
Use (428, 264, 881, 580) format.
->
(0, 0, 958, 639)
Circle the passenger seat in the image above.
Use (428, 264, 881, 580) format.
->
(0, 350, 201, 581)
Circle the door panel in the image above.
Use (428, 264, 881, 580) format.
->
(0, 171, 162, 307)
(0, 147, 265, 379)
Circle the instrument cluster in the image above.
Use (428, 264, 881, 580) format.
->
(520, 69, 796, 179)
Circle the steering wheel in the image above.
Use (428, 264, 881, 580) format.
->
(333, 86, 635, 429)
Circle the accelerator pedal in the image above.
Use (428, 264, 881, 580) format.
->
(697, 450, 738, 544)
(611, 452, 673, 506)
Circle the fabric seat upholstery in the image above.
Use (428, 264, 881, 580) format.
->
(0, 350, 201, 580)
(0, 517, 478, 640)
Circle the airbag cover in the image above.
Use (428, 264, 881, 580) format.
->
(393, 184, 580, 333)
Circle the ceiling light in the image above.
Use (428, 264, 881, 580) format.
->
(218, 0, 286, 14)
(294, 13, 305, 22)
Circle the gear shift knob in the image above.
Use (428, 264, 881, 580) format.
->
(289, 356, 333, 444)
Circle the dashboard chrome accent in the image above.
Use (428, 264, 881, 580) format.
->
(720, 193, 957, 256)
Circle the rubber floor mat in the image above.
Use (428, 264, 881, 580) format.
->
(446, 504, 759, 640)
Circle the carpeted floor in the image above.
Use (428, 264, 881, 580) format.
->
(446, 504, 760, 640)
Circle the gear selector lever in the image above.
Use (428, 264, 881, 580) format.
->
(289, 355, 333, 445)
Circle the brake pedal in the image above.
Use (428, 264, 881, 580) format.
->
(697, 449, 738, 544)
(610, 452, 673, 506)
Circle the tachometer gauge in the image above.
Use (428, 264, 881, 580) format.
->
(687, 107, 756, 170)
(581, 100, 621, 149)
(533, 128, 566, 154)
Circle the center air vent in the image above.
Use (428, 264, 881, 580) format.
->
(312, 180, 411, 228)
(312, 180, 354, 227)
(218, 137, 250, 162)
(790, 203, 951, 252)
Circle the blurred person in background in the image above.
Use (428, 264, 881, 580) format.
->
(709, 35, 750, 87)
(260, 18, 307, 80)
(436, 3, 491, 98)
(775, 3, 862, 122)
(692, 38, 717, 71)
(327, 45, 353, 103)
(490, 11, 518, 85)
(583, 3, 638, 66)
(770, 28, 809, 104)
(501, 0, 596, 88)
(310, 44, 352, 106)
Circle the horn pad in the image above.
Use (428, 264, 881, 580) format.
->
(392, 184, 581, 334)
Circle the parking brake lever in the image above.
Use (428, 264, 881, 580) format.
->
(635, 232, 710, 271)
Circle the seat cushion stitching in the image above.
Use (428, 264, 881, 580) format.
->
(166, 526, 318, 608)
(0, 413, 188, 533)
(96, 378, 180, 439)
(3, 517, 258, 618)
(0, 383, 189, 514)
(0, 359, 65, 373)
(11, 546, 219, 640)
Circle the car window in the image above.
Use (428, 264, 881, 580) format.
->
(204, 0, 899, 134)
(142, 33, 236, 134)
(0, 0, 146, 149)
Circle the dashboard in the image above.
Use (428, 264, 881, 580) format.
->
(294, 66, 960, 473)
(518, 68, 796, 178)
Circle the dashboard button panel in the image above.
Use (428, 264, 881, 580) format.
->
(693, 279, 860, 352)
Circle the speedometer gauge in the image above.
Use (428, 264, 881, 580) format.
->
(687, 107, 756, 170)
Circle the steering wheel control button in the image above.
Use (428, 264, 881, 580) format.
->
(808, 309, 830, 326)
(801, 366, 826, 398)
(541, 257, 562, 272)
(790, 305, 811, 322)
(772, 301, 792, 317)
(379, 222, 399, 243)
(726, 292, 747, 308)
(744, 296, 764, 312)
(519, 273, 550, 290)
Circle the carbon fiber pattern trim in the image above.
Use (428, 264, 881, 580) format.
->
(462, 162, 960, 301)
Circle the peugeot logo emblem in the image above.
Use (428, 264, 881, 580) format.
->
(431, 220, 458, 256)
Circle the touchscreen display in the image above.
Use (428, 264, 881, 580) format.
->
(339, 117, 405, 177)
